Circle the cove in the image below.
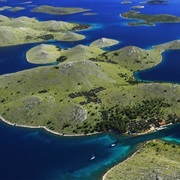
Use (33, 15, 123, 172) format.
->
(0, 120, 179, 180)
(134, 50, 180, 84)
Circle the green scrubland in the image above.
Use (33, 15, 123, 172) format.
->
(0, 40, 180, 135)
(31, 5, 90, 15)
(121, 10, 180, 26)
(105, 140, 180, 180)
(0, 14, 90, 46)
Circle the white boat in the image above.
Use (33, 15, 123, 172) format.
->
(90, 154, 95, 160)
(111, 143, 116, 147)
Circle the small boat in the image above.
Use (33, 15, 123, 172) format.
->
(90, 154, 95, 160)
(111, 143, 116, 147)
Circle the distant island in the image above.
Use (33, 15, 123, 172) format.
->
(121, 0, 132, 4)
(140, 0, 168, 4)
(121, 10, 180, 26)
(83, 12, 98, 16)
(31, 5, 91, 15)
(0, 15, 90, 46)
(8, 6, 25, 12)
(0, 6, 25, 12)
(0, 6, 11, 11)
(131, 5, 145, 10)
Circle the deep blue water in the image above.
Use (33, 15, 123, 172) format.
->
(0, 120, 179, 180)
(0, 0, 180, 179)
(0, 0, 180, 75)
(135, 50, 180, 83)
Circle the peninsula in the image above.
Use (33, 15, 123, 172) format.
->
(26, 44, 105, 64)
(0, 40, 180, 135)
(140, 0, 169, 4)
(26, 44, 61, 64)
(153, 40, 180, 53)
(0, 15, 90, 46)
(104, 140, 180, 179)
(121, 10, 180, 26)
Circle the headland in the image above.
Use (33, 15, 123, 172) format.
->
(121, 10, 180, 26)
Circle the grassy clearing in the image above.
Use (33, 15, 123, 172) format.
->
(105, 140, 180, 180)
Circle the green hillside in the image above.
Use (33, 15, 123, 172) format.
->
(1, 42, 180, 135)
(0, 15, 89, 46)
(121, 10, 180, 26)
(31, 5, 90, 15)
(104, 140, 180, 180)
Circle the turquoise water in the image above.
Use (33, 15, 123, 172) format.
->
(0, 120, 179, 179)
(0, 0, 180, 179)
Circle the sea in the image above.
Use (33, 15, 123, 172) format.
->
(0, 0, 180, 179)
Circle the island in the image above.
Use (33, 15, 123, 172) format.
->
(83, 12, 98, 16)
(0, 15, 90, 46)
(140, 0, 169, 4)
(131, 5, 145, 10)
(0, 40, 180, 135)
(121, 0, 132, 4)
(0, 0, 180, 180)
(104, 140, 180, 179)
(120, 10, 180, 26)
(8, 6, 25, 12)
(0, 6, 11, 11)
(31, 5, 91, 15)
